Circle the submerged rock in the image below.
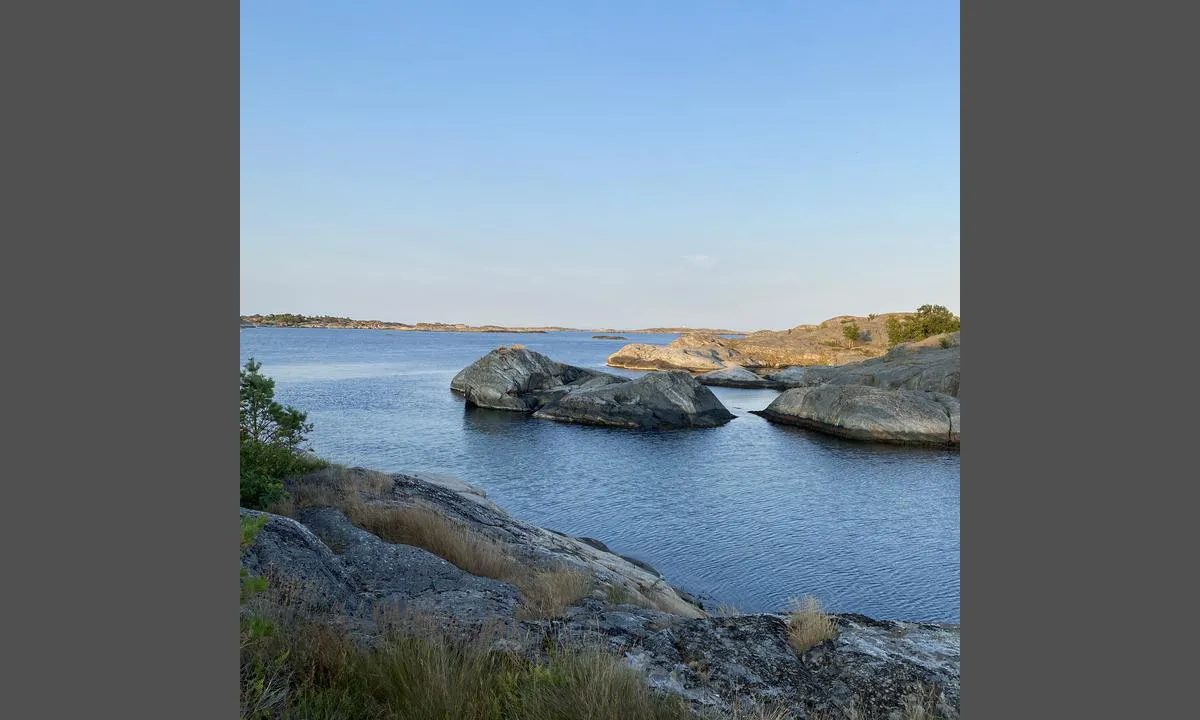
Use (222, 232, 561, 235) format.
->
(752, 385, 960, 447)
(533, 370, 737, 429)
(695, 364, 778, 389)
(450, 346, 628, 411)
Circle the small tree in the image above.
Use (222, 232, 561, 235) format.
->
(241, 358, 313, 450)
(240, 358, 323, 509)
(886, 305, 961, 346)
(842, 321, 861, 347)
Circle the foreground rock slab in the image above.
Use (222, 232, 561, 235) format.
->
(450, 346, 628, 411)
(533, 370, 737, 429)
(241, 467, 960, 719)
(753, 385, 960, 447)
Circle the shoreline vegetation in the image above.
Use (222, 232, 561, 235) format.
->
(239, 352, 960, 718)
(240, 313, 746, 335)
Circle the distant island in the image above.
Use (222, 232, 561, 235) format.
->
(240, 313, 747, 335)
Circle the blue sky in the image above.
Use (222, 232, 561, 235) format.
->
(241, 1, 959, 330)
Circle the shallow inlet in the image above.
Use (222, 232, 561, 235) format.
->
(240, 328, 960, 623)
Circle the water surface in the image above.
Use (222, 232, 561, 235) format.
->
(240, 328, 960, 622)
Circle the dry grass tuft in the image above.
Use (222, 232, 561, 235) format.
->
(353, 503, 519, 581)
(901, 686, 946, 720)
(273, 465, 594, 619)
(727, 700, 796, 720)
(714, 602, 742, 617)
(784, 595, 838, 655)
(241, 607, 689, 720)
(517, 568, 595, 619)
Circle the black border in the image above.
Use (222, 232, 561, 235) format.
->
(9, 1, 1179, 718)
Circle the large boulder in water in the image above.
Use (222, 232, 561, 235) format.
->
(450, 346, 629, 411)
(752, 385, 960, 447)
(533, 370, 736, 429)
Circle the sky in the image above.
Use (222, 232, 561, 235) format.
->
(241, 1, 959, 331)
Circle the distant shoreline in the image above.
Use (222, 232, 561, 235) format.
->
(239, 315, 747, 335)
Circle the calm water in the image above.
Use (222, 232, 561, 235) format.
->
(240, 328, 960, 623)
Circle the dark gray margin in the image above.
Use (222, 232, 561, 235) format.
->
(965, 2, 1192, 718)
(5, 2, 238, 719)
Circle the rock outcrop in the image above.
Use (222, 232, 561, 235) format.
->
(772, 332, 960, 397)
(452, 348, 736, 430)
(606, 333, 746, 372)
(606, 315, 912, 372)
(752, 385, 960, 447)
(241, 468, 960, 719)
(532, 370, 737, 429)
(695, 364, 779, 389)
(450, 346, 628, 411)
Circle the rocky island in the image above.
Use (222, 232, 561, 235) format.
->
(451, 346, 736, 429)
(607, 314, 907, 372)
(752, 332, 961, 447)
(242, 314, 749, 336)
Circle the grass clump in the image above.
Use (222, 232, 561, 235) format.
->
(605, 583, 634, 607)
(240, 613, 689, 720)
(784, 595, 838, 655)
(354, 503, 518, 581)
(277, 466, 594, 619)
(517, 568, 595, 619)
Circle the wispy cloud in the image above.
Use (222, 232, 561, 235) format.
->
(682, 254, 712, 266)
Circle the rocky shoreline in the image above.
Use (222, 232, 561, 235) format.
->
(241, 314, 748, 335)
(241, 467, 960, 719)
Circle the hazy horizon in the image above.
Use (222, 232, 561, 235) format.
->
(241, 2, 959, 330)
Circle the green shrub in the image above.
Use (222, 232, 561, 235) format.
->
(239, 358, 326, 510)
(938, 336, 953, 349)
(241, 468, 286, 511)
(842, 322, 861, 345)
(886, 305, 961, 346)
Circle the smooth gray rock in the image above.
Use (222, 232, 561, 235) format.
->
(532, 370, 736, 429)
(802, 614, 960, 719)
(753, 385, 960, 447)
(551, 606, 959, 719)
(765, 365, 835, 389)
(450, 346, 628, 411)
(240, 508, 361, 611)
(298, 507, 521, 622)
(770, 333, 960, 397)
(695, 364, 779, 389)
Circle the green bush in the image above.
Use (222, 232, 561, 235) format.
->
(240, 467, 285, 511)
(842, 321, 862, 345)
(240, 358, 326, 510)
(885, 305, 961, 346)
